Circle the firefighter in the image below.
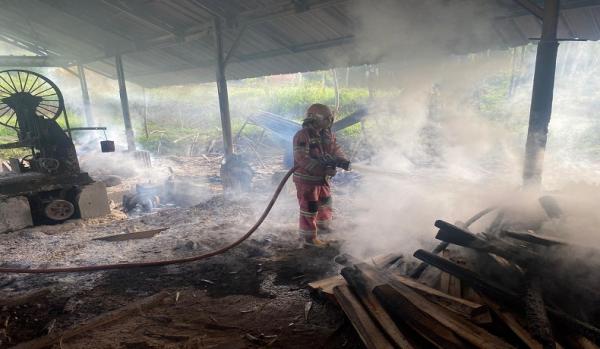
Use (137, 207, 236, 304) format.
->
(293, 103, 350, 247)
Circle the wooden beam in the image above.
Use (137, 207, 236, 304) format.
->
(340, 267, 416, 349)
(308, 275, 346, 297)
(481, 294, 545, 349)
(374, 282, 513, 348)
(385, 272, 488, 321)
(333, 285, 395, 349)
(502, 230, 569, 247)
(414, 249, 521, 304)
(373, 284, 466, 349)
(434, 220, 540, 266)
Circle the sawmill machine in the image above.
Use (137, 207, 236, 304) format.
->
(0, 69, 109, 229)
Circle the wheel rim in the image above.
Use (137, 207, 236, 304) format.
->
(0, 70, 65, 130)
(44, 199, 75, 221)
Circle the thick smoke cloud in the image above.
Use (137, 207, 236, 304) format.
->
(337, 1, 600, 257)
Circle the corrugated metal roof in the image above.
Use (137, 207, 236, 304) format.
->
(0, 0, 599, 87)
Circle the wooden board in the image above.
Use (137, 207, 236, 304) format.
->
(373, 282, 514, 349)
(340, 267, 416, 349)
(373, 284, 467, 349)
(371, 253, 403, 270)
(481, 295, 545, 349)
(308, 275, 346, 296)
(385, 272, 488, 320)
(333, 285, 395, 349)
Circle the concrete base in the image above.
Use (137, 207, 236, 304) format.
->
(0, 196, 32, 233)
(77, 182, 110, 219)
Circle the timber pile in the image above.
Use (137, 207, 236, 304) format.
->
(310, 197, 600, 348)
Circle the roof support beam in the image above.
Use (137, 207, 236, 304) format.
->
(513, 0, 544, 20)
(523, 0, 560, 186)
(0, 55, 76, 67)
(115, 55, 136, 152)
(77, 65, 95, 127)
(224, 25, 247, 67)
(213, 18, 234, 159)
(190, 1, 229, 22)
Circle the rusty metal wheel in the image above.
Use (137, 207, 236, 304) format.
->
(0, 70, 65, 130)
(44, 199, 75, 221)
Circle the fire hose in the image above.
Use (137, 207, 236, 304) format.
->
(0, 167, 298, 274)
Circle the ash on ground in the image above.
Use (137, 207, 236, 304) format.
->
(0, 154, 363, 349)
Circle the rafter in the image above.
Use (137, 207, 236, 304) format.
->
(513, 0, 544, 20)
(102, 0, 183, 37)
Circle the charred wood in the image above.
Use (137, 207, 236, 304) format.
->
(434, 220, 540, 266)
(414, 249, 600, 344)
(525, 275, 555, 349)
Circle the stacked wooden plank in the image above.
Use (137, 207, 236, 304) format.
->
(310, 208, 600, 348)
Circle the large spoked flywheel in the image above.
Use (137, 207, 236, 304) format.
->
(0, 69, 65, 130)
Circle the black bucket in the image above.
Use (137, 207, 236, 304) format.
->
(100, 140, 115, 153)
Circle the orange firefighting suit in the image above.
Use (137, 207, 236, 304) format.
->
(293, 125, 347, 241)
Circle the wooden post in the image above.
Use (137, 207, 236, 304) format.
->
(523, 0, 560, 186)
(213, 18, 233, 159)
(77, 64, 94, 127)
(115, 54, 136, 151)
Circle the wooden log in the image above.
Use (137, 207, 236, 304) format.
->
(0, 288, 51, 308)
(340, 267, 415, 349)
(414, 249, 600, 344)
(13, 291, 170, 349)
(332, 285, 395, 349)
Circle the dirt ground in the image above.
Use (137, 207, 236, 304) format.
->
(0, 154, 365, 349)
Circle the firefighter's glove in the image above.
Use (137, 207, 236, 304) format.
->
(338, 159, 351, 171)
